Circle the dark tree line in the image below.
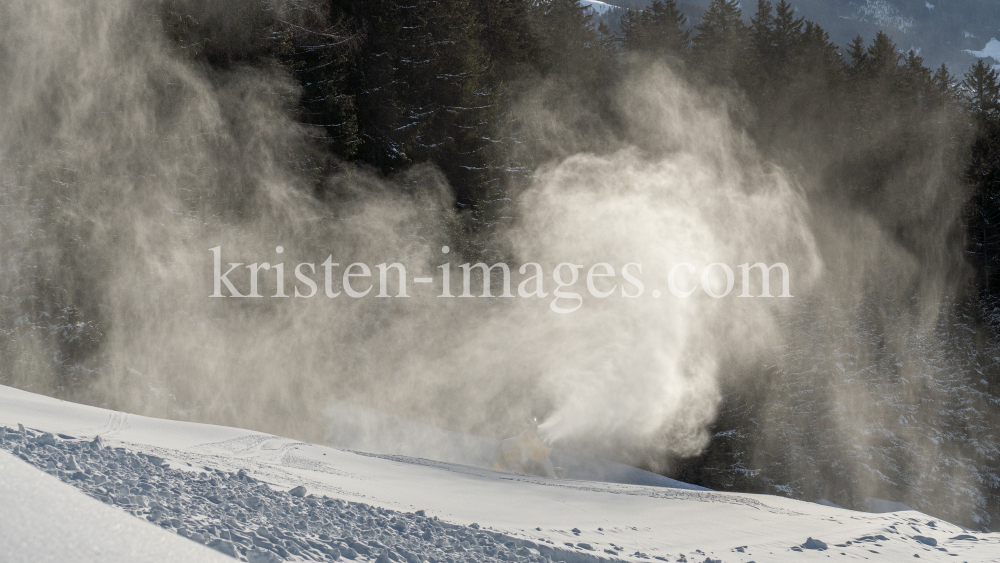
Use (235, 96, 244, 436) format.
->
(176, 0, 998, 298)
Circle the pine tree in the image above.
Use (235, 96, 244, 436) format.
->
(692, 0, 747, 84)
(847, 32, 902, 118)
(399, 0, 496, 206)
(847, 35, 868, 77)
(475, 0, 538, 83)
(772, 0, 803, 57)
(749, 0, 774, 60)
(963, 60, 1000, 297)
(280, 5, 362, 159)
(619, 0, 690, 60)
(865, 31, 901, 81)
(748, 0, 805, 83)
(327, 0, 407, 171)
(532, 0, 601, 76)
(795, 21, 842, 81)
(323, 0, 500, 208)
(932, 64, 955, 103)
(962, 60, 1000, 119)
(901, 50, 932, 105)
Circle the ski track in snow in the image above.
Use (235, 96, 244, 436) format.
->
(353, 453, 804, 518)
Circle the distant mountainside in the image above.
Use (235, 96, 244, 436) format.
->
(586, 0, 1000, 72)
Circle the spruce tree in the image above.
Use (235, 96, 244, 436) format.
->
(931, 64, 956, 105)
(619, 0, 690, 60)
(749, 0, 775, 61)
(475, 0, 538, 83)
(792, 21, 842, 86)
(401, 0, 497, 207)
(692, 0, 748, 84)
(865, 31, 901, 81)
(748, 0, 804, 84)
(324, 0, 501, 209)
(963, 60, 1000, 119)
(847, 35, 868, 77)
(328, 0, 407, 171)
(901, 50, 932, 106)
(531, 0, 601, 76)
(772, 0, 803, 57)
(963, 59, 1000, 297)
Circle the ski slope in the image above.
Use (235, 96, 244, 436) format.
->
(1, 384, 998, 563)
(0, 447, 232, 563)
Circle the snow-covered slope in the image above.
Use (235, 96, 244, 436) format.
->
(2, 384, 999, 563)
(323, 399, 705, 491)
(580, 0, 619, 15)
(0, 448, 233, 563)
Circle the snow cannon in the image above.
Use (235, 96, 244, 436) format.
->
(492, 417, 561, 479)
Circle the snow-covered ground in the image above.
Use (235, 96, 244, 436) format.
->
(0, 447, 233, 563)
(322, 399, 706, 490)
(2, 385, 999, 563)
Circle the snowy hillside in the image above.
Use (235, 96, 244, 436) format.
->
(3, 385, 999, 563)
(0, 448, 232, 563)
(580, 1, 619, 15)
(322, 399, 706, 490)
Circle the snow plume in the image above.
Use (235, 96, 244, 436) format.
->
(0, 0, 984, 524)
(743, 72, 982, 523)
(500, 69, 824, 459)
(0, 0, 455, 439)
(0, 0, 822, 461)
(532, 56, 980, 524)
